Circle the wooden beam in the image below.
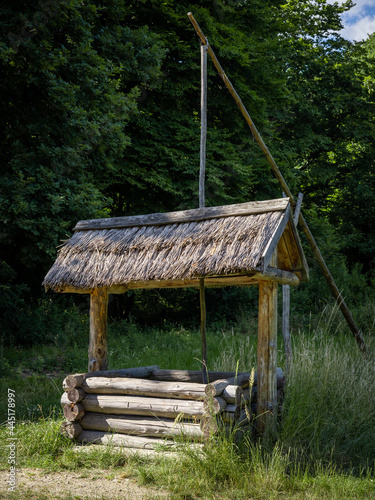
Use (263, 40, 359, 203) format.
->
(76, 430, 177, 449)
(257, 252, 278, 434)
(293, 193, 303, 224)
(188, 12, 366, 354)
(60, 421, 82, 439)
(63, 393, 206, 420)
(73, 198, 289, 231)
(277, 221, 309, 281)
(80, 413, 203, 439)
(282, 283, 292, 373)
(187, 12, 292, 204)
(89, 288, 108, 372)
(151, 368, 251, 383)
(63, 366, 159, 389)
(60, 269, 300, 295)
(81, 377, 207, 401)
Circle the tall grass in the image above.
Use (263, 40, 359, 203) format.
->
(0, 302, 374, 498)
(281, 333, 375, 470)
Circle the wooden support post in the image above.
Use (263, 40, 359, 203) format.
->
(282, 192, 303, 373)
(89, 288, 108, 372)
(293, 193, 304, 225)
(282, 283, 291, 373)
(257, 253, 278, 434)
(200, 278, 208, 383)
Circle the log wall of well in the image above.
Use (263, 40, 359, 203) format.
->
(60, 366, 286, 450)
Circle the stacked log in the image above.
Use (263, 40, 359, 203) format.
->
(60, 366, 286, 449)
(200, 367, 286, 437)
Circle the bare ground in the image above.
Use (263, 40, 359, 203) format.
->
(0, 467, 169, 500)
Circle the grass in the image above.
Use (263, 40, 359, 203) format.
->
(0, 302, 375, 498)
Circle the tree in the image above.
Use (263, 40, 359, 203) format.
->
(0, 0, 165, 290)
(103, 0, 290, 217)
(275, 4, 375, 270)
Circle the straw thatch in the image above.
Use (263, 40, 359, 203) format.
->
(43, 199, 307, 292)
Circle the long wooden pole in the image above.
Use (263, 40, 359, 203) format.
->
(200, 42, 207, 208)
(199, 37, 208, 382)
(187, 12, 367, 354)
(282, 192, 303, 373)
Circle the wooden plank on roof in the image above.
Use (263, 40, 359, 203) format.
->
(288, 218, 309, 281)
(261, 205, 290, 273)
(276, 232, 291, 271)
(282, 221, 309, 281)
(73, 198, 289, 231)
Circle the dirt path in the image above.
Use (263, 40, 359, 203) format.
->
(0, 468, 169, 499)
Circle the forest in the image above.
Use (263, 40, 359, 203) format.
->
(1, 0, 375, 344)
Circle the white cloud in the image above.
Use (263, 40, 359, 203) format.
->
(342, 14, 375, 40)
(345, 0, 373, 18)
(326, 0, 375, 40)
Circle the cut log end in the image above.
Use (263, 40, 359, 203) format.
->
(63, 403, 85, 422)
(60, 421, 83, 439)
(203, 396, 227, 415)
(67, 387, 86, 403)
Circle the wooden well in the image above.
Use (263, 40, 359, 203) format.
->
(44, 198, 308, 437)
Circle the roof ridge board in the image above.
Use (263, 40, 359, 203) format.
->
(73, 198, 290, 232)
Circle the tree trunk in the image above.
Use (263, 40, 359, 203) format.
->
(67, 388, 86, 403)
(60, 421, 83, 439)
(203, 396, 227, 414)
(63, 403, 85, 422)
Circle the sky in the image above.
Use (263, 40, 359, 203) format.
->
(327, 0, 375, 41)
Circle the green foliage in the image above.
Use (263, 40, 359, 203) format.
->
(1, 0, 375, 343)
(276, 2, 375, 269)
(0, 0, 165, 288)
(104, 0, 289, 217)
(0, 294, 89, 347)
(291, 206, 375, 321)
(0, 260, 28, 344)
(282, 332, 375, 469)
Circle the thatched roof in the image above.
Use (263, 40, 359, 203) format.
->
(43, 198, 308, 293)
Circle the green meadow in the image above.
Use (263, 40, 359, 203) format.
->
(1, 300, 374, 499)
